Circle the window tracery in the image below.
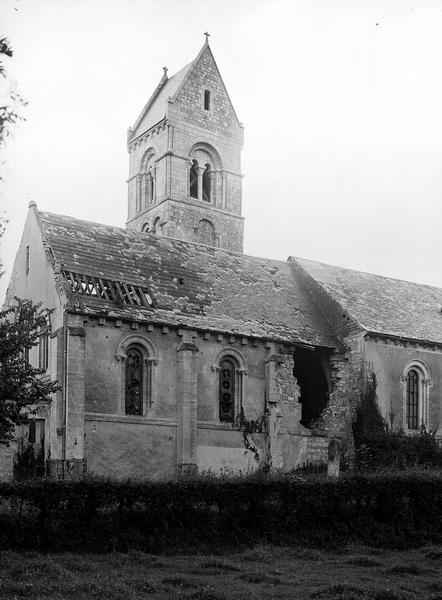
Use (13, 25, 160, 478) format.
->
(213, 348, 247, 425)
(116, 336, 158, 416)
(125, 346, 143, 415)
(219, 357, 235, 422)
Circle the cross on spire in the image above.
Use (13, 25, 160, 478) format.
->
(163, 66, 168, 77)
(204, 31, 210, 44)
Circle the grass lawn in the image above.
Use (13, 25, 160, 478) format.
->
(2, 544, 442, 599)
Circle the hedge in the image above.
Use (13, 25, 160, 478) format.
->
(1, 472, 442, 552)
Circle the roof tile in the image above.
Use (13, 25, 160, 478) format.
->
(39, 211, 338, 347)
(295, 257, 442, 344)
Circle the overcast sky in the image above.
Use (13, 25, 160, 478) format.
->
(1, 0, 442, 303)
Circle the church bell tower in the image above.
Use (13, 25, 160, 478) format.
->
(126, 36, 244, 252)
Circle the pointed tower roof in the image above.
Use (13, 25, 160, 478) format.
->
(128, 38, 241, 143)
(128, 62, 194, 142)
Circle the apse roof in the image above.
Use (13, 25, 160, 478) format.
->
(37, 210, 339, 348)
(294, 257, 442, 345)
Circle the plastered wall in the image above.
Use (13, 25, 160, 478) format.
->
(82, 318, 269, 478)
(365, 336, 442, 431)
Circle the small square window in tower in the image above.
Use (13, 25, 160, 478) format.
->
(204, 89, 210, 111)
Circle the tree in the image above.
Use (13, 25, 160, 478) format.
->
(0, 299, 59, 445)
(0, 37, 27, 150)
(0, 40, 46, 447)
(352, 370, 385, 448)
(0, 214, 5, 277)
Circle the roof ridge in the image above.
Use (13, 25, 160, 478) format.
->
(169, 42, 208, 104)
(293, 256, 442, 292)
(128, 54, 196, 143)
(38, 209, 290, 265)
(128, 70, 169, 140)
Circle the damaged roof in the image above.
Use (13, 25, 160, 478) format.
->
(37, 210, 339, 348)
(295, 257, 442, 345)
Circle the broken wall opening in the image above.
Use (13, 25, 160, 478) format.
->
(293, 346, 331, 428)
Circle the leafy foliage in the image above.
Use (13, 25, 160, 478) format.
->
(353, 370, 442, 470)
(13, 443, 48, 480)
(1, 471, 442, 551)
(353, 371, 386, 449)
(0, 299, 59, 445)
(0, 37, 27, 150)
(0, 215, 6, 277)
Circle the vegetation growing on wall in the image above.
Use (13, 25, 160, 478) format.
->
(13, 444, 48, 480)
(234, 406, 266, 463)
(353, 369, 442, 470)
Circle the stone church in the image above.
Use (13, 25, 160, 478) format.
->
(5, 39, 442, 479)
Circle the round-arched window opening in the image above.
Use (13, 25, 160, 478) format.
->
(202, 163, 211, 202)
(141, 223, 149, 233)
(197, 219, 215, 247)
(125, 347, 143, 416)
(137, 150, 156, 211)
(219, 358, 235, 423)
(152, 217, 161, 235)
(402, 360, 431, 432)
(190, 159, 198, 199)
(406, 369, 419, 430)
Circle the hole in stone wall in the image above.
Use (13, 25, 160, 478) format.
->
(293, 347, 331, 429)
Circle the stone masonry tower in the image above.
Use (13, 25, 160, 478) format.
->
(126, 37, 244, 252)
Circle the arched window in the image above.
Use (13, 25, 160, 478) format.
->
(117, 335, 158, 416)
(403, 361, 430, 431)
(190, 159, 198, 199)
(197, 219, 215, 246)
(152, 216, 161, 235)
(137, 150, 156, 211)
(202, 163, 211, 202)
(141, 222, 149, 233)
(213, 349, 247, 424)
(125, 346, 143, 415)
(219, 358, 235, 422)
(189, 143, 222, 203)
(145, 172, 154, 207)
(406, 370, 419, 430)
